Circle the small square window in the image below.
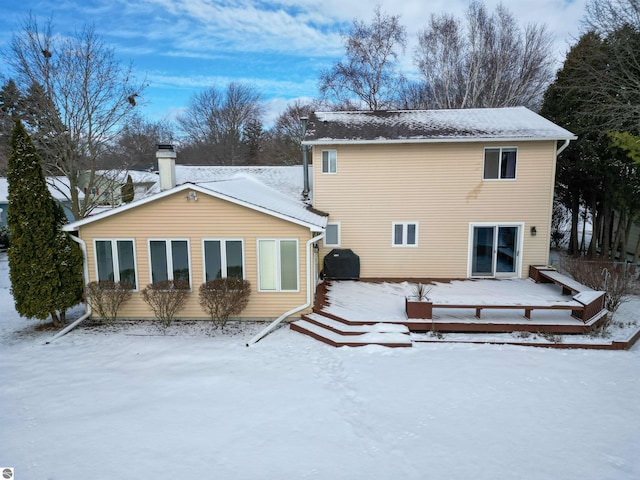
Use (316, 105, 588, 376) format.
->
(322, 150, 337, 174)
(324, 223, 340, 247)
(484, 147, 517, 180)
(392, 222, 418, 247)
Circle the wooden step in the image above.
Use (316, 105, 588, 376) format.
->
(291, 319, 412, 348)
(302, 313, 409, 336)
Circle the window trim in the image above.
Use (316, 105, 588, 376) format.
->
(392, 222, 419, 247)
(93, 238, 138, 291)
(257, 238, 300, 293)
(147, 238, 192, 289)
(483, 146, 518, 180)
(321, 149, 337, 174)
(202, 238, 246, 281)
(324, 222, 341, 248)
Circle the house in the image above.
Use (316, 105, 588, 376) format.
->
(303, 107, 575, 279)
(77, 170, 159, 206)
(0, 176, 83, 226)
(62, 107, 575, 323)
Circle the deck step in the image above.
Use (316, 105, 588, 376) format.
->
(303, 313, 409, 335)
(291, 318, 412, 348)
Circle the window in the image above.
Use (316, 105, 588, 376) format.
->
(203, 240, 244, 281)
(149, 240, 191, 286)
(322, 150, 337, 174)
(258, 239, 299, 291)
(484, 147, 517, 179)
(94, 239, 137, 289)
(393, 222, 418, 247)
(324, 223, 340, 247)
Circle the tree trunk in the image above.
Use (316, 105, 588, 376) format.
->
(569, 192, 580, 255)
(587, 193, 599, 258)
(51, 311, 63, 328)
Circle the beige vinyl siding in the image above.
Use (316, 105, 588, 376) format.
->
(79, 190, 312, 319)
(312, 141, 557, 278)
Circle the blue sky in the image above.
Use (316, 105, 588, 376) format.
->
(0, 0, 588, 127)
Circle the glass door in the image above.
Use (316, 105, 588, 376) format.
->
(471, 225, 520, 277)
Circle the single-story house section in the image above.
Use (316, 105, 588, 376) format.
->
(63, 148, 328, 320)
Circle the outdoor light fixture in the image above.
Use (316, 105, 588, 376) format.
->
(186, 191, 198, 202)
(530, 226, 537, 236)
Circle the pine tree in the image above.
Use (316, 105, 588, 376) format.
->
(121, 174, 134, 203)
(7, 120, 83, 327)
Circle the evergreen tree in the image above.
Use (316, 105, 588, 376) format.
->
(121, 174, 134, 203)
(7, 120, 83, 327)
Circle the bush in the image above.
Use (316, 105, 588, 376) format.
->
(86, 280, 133, 324)
(560, 257, 634, 313)
(141, 280, 190, 327)
(199, 278, 251, 330)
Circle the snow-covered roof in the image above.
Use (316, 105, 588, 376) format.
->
(0, 176, 84, 202)
(303, 107, 577, 145)
(63, 175, 327, 232)
(95, 170, 159, 184)
(145, 165, 309, 201)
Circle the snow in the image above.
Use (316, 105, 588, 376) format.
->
(1, 251, 640, 480)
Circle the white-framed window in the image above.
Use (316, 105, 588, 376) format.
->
(322, 150, 337, 174)
(203, 239, 245, 281)
(148, 239, 191, 287)
(392, 222, 418, 247)
(257, 239, 299, 292)
(324, 223, 340, 247)
(94, 239, 138, 289)
(483, 147, 517, 180)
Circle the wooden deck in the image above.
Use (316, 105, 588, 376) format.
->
(290, 268, 611, 348)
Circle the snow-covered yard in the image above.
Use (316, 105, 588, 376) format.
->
(1, 251, 639, 480)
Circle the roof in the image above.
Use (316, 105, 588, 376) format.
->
(95, 170, 159, 184)
(63, 175, 327, 232)
(145, 165, 309, 200)
(302, 107, 576, 145)
(0, 176, 84, 203)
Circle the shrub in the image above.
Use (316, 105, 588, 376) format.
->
(199, 278, 251, 330)
(560, 257, 634, 313)
(141, 280, 190, 327)
(86, 280, 133, 324)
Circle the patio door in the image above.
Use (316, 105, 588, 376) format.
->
(470, 224, 521, 278)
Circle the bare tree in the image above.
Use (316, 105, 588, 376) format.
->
(319, 6, 406, 111)
(413, 1, 554, 110)
(178, 82, 263, 165)
(6, 15, 146, 219)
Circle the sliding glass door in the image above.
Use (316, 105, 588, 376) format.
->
(470, 224, 521, 278)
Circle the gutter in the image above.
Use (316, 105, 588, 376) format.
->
(46, 234, 92, 344)
(247, 231, 325, 346)
(556, 139, 571, 156)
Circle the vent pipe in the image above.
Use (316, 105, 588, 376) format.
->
(300, 117, 309, 200)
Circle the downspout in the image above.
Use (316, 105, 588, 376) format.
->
(46, 234, 92, 344)
(556, 139, 570, 156)
(247, 231, 325, 346)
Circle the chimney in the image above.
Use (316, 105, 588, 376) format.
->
(156, 144, 176, 191)
(300, 116, 309, 200)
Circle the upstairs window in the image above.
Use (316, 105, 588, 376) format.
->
(324, 223, 340, 247)
(484, 147, 517, 180)
(322, 150, 337, 174)
(393, 222, 418, 247)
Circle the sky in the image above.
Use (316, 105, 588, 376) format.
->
(0, 0, 590, 127)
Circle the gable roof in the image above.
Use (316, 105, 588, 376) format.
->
(302, 107, 576, 145)
(63, 175, 327, 233)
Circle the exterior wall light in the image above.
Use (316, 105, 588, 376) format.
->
(530, 226, 537, 236)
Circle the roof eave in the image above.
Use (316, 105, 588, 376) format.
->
(302, 135, 577, 146)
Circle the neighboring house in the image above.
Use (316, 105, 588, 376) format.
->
(0, 176, 83, 226)
(77, 170, 159, 206)
(303, 107, 575, 280)
(63, 107, 575, 321)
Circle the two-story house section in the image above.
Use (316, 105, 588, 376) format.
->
(303, 107, 576, 280)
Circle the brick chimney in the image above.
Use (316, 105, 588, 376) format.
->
(156, 144, 176, 191)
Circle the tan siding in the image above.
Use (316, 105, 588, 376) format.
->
(79, 190, 312, 319)
(312, 141, 557, 278)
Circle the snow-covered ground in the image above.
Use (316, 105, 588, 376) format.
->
(1, 251, 639, 480)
